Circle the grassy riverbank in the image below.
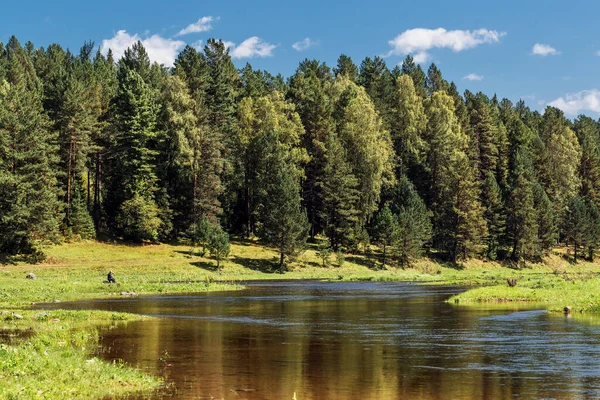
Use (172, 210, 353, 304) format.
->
(3, 240, 600, 398)
(449, 272, 600, 313)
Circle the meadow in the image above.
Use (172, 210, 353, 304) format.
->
(2, 240, 600, 398)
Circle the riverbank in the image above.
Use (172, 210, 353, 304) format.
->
(2, 240, 600, 398)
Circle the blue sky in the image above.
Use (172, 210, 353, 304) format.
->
(3, 0, 600, 116)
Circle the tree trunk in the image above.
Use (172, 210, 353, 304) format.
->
(66, 138, 73, 224)
(279, 234, 285, 270)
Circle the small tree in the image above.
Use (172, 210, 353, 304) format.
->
(563, 195, 588, 262)
(392, 177, 432, 267)
(117, 194, 162, 242)
(207, 224, 230, 268)
(586, 200, 600, 261)
(261, 152, 308, 271)
(188, 218, 212, 256)
(372, 205, 398, 268)
(316, 239, 332, 267)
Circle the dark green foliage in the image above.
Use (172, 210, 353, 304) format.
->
(207, 223, 230, 268)
(260, 143, 309, 270)
(319, 132, 360, 250)
(563, 195, 590, 262)
(482, 173, 505, 260)
(0, 37, 62, 255)
(333, 54, 358, 81)
(425, 63, 449, 95)
(400, 55, 426, 98)
(316, 239, 332, 267)
(1, 34, 599, 265)
(532, 182, 557, 257)
(372, 205, 398, 268)
(393, 177, 431, 267)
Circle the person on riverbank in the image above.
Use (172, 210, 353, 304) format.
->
(107, 270, 116, 283)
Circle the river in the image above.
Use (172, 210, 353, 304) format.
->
(40, 281, 600, 399)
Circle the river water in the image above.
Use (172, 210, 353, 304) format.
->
(41, 281, 600, 399)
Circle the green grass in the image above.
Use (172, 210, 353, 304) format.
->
(449, 271, 600, 313)
(0, 310, 158, 399)
(3, 239, 600, 398)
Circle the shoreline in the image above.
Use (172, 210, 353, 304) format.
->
(2, 240, 600, 398)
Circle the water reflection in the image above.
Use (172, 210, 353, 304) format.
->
(41, 281, 600, 399)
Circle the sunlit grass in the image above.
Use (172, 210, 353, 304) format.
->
(3, 240, 600, 398)
(0, 310, 159, 399)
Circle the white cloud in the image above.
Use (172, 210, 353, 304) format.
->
(412, 51, 431, 64)
(177, 16, 216, 36)
(549, 89, 600, 115)
(292, 38, 315, 51)
(387, 28, 505, 57)
(227, 37, 277, 59)
(521, 94, 536, 101)
(532, 43, 559, 56)
(596, 50, 600, 56)
(191, 40, 203, 51)
(100, 30, 185, 67)
(463, 73, 483, 81)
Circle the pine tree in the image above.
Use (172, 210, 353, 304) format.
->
(287, 60, 333, 238)
(392, 176, 431, 267)
(425, 63, 449, 95)
(506, 150, 538, 262)
(425, 91, 485, 260)
(482, 172, 505, 259)
(400, 55, 426, 98)
(319, 131, 360, 250)
(107, 67, 161, 241)
(260, 140, 308, 270)
(586, 200, 600, 261)
(538, 107, 581, 217)
(0, 36, 62, 255)
(574, 116, 600, 204)
(532, 182, 557, 258)
(333, 54, 358, 81)
(563, 195, 589, 262)
(372, 205, 398, 268)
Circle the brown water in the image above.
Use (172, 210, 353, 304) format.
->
(40, 281, 600, 399)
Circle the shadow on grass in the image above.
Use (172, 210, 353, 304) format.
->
(190, 260, 219, 272)
(231, 256, 280, 274)
(345, 255, 380, 271)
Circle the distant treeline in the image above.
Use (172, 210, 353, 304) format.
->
(1, 36, 598, 266)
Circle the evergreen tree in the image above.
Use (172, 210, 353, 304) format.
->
(260, 140, 308, 270)
(0, 36, 62, 254)
(532, 182, 557, 258)
(400, 55, 426, 98)
(425, 91, 486, 260)
(574, 116, 600, 204)
(207, 223, 230, 268)
(563, 195, 589, 262)
(287, 60, 333, 237)
(106, 67, 161, 241)
(319, 131, 360, 250)
(482, 173, 505, 259)
(372, 205, 398, 268)
(392, 176, 431, 267)
(333, 54, 358, 81)
(506, 150, 538, 261)
(425, 63, 449, 95)
(538, 107, 581, 217)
